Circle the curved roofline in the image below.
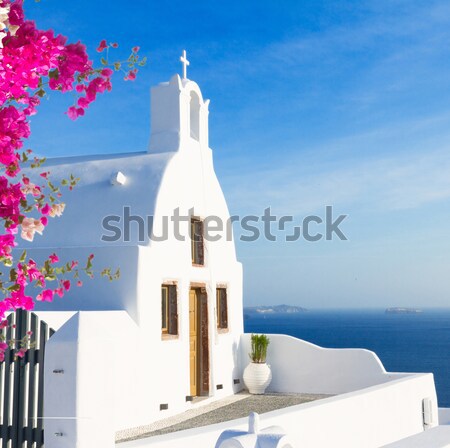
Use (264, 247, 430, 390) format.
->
(34, 150, 149, 166)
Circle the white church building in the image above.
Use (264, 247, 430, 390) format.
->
(17, 54, 449, 448)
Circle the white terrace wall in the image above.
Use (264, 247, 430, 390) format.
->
(43, 327, 439, 448)
(121, 374, 438, 448)
(239, 333, 406, 395)
(43, 311, 139, 448)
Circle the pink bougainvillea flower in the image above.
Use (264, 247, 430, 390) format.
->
(101, 68, 113, 77)
(77, 97, 90, 108)
(96, 39, 108, 52)
(0, 0, 142, 329)
(8, 1, 25, 27)
(124, 70, 137, 81)
(36, 289, 54, 302)
(67, 106, 85, 120)
(66, 106, 78, 120)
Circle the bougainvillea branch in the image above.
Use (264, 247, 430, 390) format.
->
(0, 0, 143, 361)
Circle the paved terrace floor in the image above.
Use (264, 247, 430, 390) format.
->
(116, 392, 330, 444)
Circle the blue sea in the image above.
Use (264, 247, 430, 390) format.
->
(244, 309, 450, 407)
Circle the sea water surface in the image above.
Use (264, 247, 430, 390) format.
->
(244, 308, 450, 407)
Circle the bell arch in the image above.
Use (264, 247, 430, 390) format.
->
(190, 91, 201, 141)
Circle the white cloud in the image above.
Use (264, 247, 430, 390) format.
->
(221, 142, 450, 216)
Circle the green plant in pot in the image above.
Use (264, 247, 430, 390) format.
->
(243, 334, 272, 394)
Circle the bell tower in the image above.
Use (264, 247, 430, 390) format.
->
(149, 50, 210, 153)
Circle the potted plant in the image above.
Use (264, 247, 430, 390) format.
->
(243, 334, 272, 394)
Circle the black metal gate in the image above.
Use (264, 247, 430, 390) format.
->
(0, 309, 54, 448)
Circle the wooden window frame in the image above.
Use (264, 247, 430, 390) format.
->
(161, 285, 169, 334)
(161, 284, 178, 338)
(191, 217, 205, 266)
(216, 287, 228, 331)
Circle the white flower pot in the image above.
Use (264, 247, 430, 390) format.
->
(243, 362, 272, 394)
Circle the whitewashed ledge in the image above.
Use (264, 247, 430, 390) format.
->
(439, 408, 450, 425)
(381, 426, 450, 447)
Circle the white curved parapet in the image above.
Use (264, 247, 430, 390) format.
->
(215, 413, 294, 448)
(239, 333, 402, 395)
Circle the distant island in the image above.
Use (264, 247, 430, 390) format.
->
(244, 304, 308, 314)
(385, 307, 423, 314)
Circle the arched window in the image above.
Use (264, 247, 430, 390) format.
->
(190, 91, 200, 141)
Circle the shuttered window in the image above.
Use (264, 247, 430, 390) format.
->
(162, 285, 178, 335)
(216, 288, 228, 330)
(191, 218, 204, 265)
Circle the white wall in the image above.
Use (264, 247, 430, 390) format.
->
(26, 245, 141, 322)
(130, 122, 244, 423)
(240, 334, 404, 395)
(20, 151, 173, 248)
(382, 426, 450, 447)
(44, 311, 139, 448)
(120, 373, 438, 448)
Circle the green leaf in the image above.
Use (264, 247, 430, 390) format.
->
(48, 69, 59, 80)
(19, 250, 27, 263)
(9, 269, 17, 282)
(101, 57, 108, 66)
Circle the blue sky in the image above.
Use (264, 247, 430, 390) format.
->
(25, 0, 450, 308)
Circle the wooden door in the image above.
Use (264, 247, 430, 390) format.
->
(189, 289, 198, 396)
(198, 289, 209, 396)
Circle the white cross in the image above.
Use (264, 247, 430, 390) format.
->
(180, 50, 190, 79)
